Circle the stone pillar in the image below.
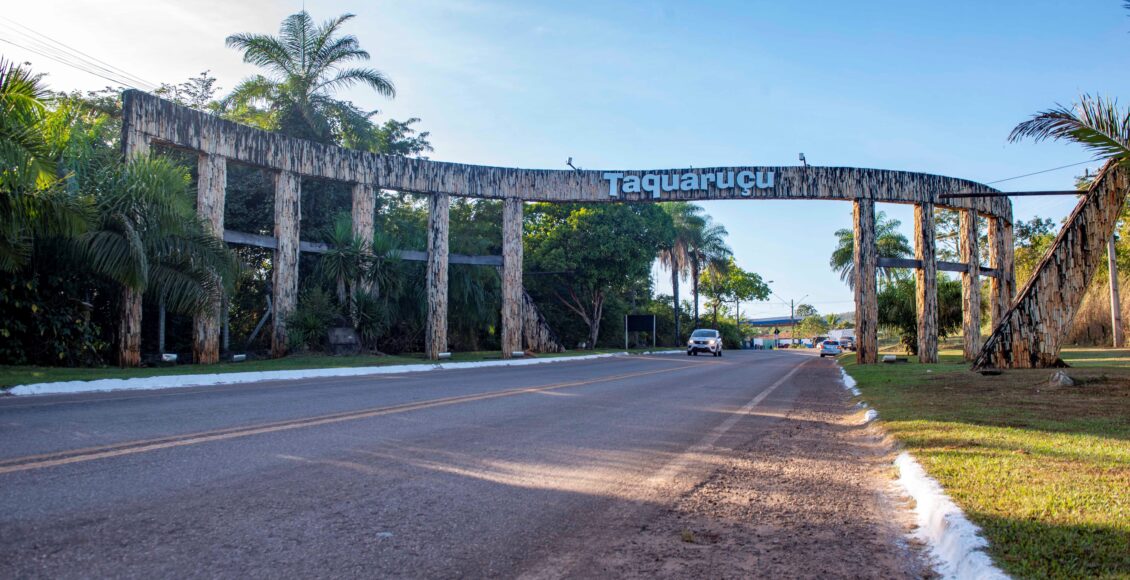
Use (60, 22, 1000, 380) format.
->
(271, 171, 301, 358)
(193, 153, 227, 364)
(914, 204, 938, 363)
(501, 198, 524, 358)
(853, 198, 878, 364)
(988, 216, 1011, 329)
(117, 130, 149, 367)
(425, 193, 450, 360)
(352, 183, 377, 295)
(960, 210, 982, 361)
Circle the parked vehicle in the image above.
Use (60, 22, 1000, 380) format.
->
(839, 338, 856, 352)
(819, 340, 843, 358)
(687, 328, 723, 357)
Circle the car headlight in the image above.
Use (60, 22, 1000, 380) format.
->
(707, 339, 716, 345)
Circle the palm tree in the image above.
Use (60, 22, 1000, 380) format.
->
(1009, 94, 1130, 166)
(86, 156, 236, 367)
(658, 203, 705, 342)
(829, 211, 913, 289)
(224, 11, 395, 143)
(687, 219, 731, 327)
(0, 59, 91, 271)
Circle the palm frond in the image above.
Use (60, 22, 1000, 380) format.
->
(1010, 94, 1130, 165)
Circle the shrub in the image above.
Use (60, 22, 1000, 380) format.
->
(285, 287, 340, 351)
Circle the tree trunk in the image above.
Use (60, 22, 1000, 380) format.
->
(691, 261, 700, 328)
(118, 286, 143, 368)
(914, 203, 938, 363)
(425, 193, 450, 359)
(671, 265, 681, 343)
(587, 292, 604, 349)
(501, 198, 523, 358)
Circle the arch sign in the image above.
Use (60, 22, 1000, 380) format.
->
(121, 90, 1022, 367)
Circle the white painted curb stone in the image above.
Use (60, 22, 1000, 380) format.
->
(9, 352, 647, 396)
(838, 363, 1009, 579)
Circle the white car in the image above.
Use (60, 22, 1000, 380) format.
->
(819, 339, 843, 358)
(687, 329, 723, 357)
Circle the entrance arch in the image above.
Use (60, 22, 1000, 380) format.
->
(122, 90, 1015, 364)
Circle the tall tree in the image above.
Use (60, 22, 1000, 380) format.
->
(699, 257, 770, 327)
(224, 11, 395, 143)
(657, 203, 705, 343)
(687, 218, 731, 328)
(527, 203, 673, 349)
(829, 211, 913, 289)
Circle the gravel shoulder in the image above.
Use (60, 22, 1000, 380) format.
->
(525, 357, 934, 579)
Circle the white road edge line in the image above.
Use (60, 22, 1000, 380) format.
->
(837, 363, 1010, 580)
(7, 350, 686, 397)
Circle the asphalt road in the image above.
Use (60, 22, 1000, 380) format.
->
(0, 350, 837, 578)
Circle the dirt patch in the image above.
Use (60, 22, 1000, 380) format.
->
(563, 361, 935, 578)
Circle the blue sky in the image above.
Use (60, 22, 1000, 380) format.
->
(4, 0, 1129, 317)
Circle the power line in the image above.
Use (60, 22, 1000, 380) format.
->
(0, 17, 158, 91)
(984, 159, 1096, 185)
(0, 17, 158, 89)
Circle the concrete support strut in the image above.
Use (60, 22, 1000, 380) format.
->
(193, 153, 227, 364)
(974, 163, 1127, 369)
(501, 198, 524, 359)
(853, 198, 878, 364)
(271, 171, 301, 358)
(959, 209, 982, 360)
(914, 204, 938, 363)
(425, 193, 450, 360)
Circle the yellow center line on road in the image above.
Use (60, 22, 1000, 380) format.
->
(0, 363, 703, 476)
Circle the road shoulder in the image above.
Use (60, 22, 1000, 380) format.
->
(547, 357, 933, 578)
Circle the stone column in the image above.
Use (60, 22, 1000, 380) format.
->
(193, 153, 227, 364)
(914, 204, 938, 363)
(853, 198, 878, 364)
(271, 171, 301, 358)
(960, 210, 982, 361)
(501, 198, 524, 358)
(425, 193, 450, 360)
(988, 216, 1011, 329)
(117, 130, 149, 367)
(352, 183, 377, 295)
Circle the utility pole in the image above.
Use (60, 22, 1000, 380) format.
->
(790, 299, 796, 346)
(1109, 235, 1124, 348)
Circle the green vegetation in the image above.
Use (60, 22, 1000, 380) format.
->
(0, 9, 770, 370)
(842, 349, 1129, 579)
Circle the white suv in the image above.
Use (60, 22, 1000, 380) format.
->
(687, 329, 723, 357)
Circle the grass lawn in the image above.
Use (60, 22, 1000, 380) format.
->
(0, 347, 665, 389)
(841, 347, 1129, 579)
